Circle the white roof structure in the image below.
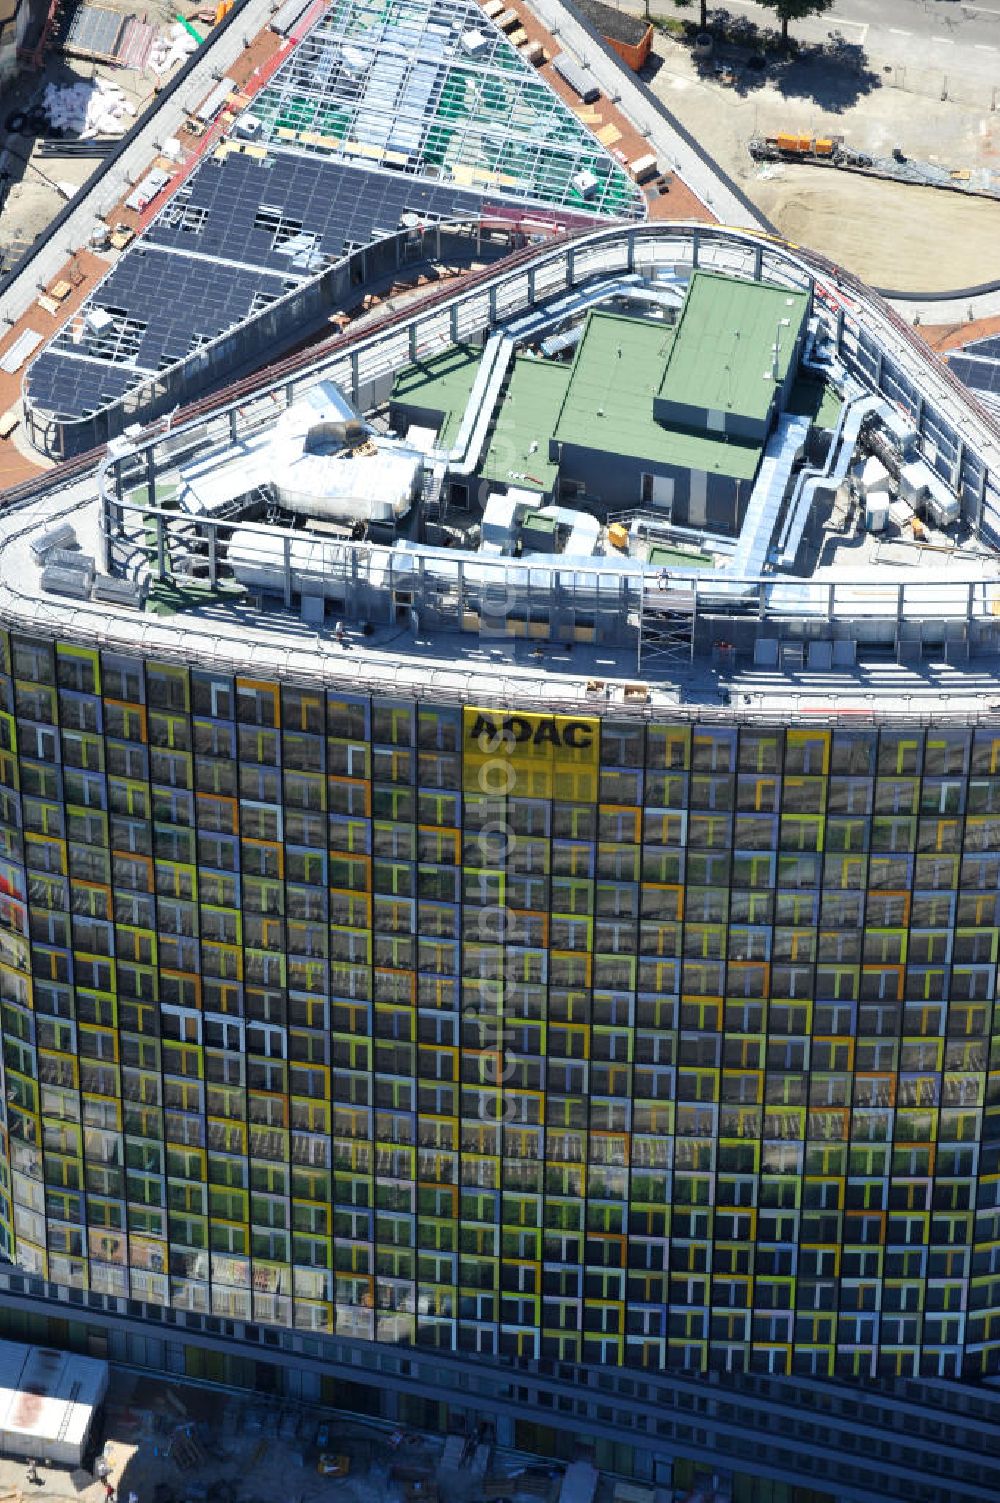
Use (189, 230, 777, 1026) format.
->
(0, 1341, 109, 1467)
(180, 381, 422, 525)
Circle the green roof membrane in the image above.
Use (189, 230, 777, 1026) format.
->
(649, 545, 715, 568)
(481, 356, 566, 493)
(657, 271, 809, 423)
(390, 343, 481, 449)
(394, 274, 813, 493)
(553, 311, 761, 481)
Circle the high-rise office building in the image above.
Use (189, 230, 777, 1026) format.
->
(2, 224, 1000, 1503)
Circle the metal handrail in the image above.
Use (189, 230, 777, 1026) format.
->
(3, 220, 1000, 719)
(12, 220, 1000, 494)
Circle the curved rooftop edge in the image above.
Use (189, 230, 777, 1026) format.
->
(20, 213, 553, 461)
(6, 218, 1000, 722)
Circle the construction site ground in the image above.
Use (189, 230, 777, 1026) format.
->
(0, 0, 203, 281)
(0, 1370, 623, 1503)
(921, 311, 1000, 357)
(643, 25, 1000, 292)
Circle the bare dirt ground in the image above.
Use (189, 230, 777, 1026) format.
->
(0, 1370, 579, 1503)
(750, 170, 1000, 291)
(645, 35, 1000, 291)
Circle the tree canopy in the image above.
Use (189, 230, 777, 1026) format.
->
(754, 0, 835, 45)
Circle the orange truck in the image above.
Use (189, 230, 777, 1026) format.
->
(748, 133, 875, 169)
(749, 133, 841, 161)
(775, 133, 837, 156)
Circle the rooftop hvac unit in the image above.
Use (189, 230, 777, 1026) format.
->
(123, 167, 170, 213)
(460, 28, 489, 57)
(30, 522, 76, 561)
(92, 574, 146, 608)
(572, 169, 598, 200)
(925, 494, 960, 528)
(45, 548, 93, 572)
(864, 496, 889, 533)
(924, 476, 961, 528)
(552, 53, 599, 104)
(41, 562, 94, 599)
(859, 455, 891, 499)
(85, 306, 114, 333)
(898, 458, 961, 527)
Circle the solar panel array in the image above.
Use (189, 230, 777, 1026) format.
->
(27, 158, 486, 420)
(961, 335, 1000, 360)
(950, 356, 1000, 397)
(948, 335, 1000, 411)
(144, 151, 487, 270)
(25, 0, 647, 428)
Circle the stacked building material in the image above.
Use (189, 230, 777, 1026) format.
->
(41, 77, 136, 136)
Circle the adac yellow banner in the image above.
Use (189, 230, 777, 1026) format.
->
(462, 707, 599, 801)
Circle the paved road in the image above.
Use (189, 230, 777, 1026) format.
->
(652, 0, 1000, 81)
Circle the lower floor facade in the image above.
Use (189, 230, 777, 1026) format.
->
(0, 1268, 997, 1503)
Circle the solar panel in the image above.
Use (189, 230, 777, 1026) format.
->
(966, 335, 1000, 360)
(25, 0, 645, 438)
(948, 353, 1000, 397)
(26, 157, 489, 422)
(146, 152, 486, 274)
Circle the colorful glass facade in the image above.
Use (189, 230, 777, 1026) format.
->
(0, 632, 999, 1383)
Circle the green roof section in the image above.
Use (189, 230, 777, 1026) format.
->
(392, 274, 814, 493)
(390, 343, 481, 451)
(657, 271, 809, 422)
(481, 356, 566, 493)
(649, 544, 715, 568)
(553, 311, 762, 480)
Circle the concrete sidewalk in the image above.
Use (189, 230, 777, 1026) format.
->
(893, 290, 1000, 326)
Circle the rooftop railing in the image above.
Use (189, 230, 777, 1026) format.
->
(3, 220, 1000, 704)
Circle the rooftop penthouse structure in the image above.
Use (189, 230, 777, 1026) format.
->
(392, 272, 809, 528)
(2, 222, 1000, 1503)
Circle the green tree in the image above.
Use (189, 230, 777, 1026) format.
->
(755, 0, 834, 47)
(672, 0, 711, 34)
